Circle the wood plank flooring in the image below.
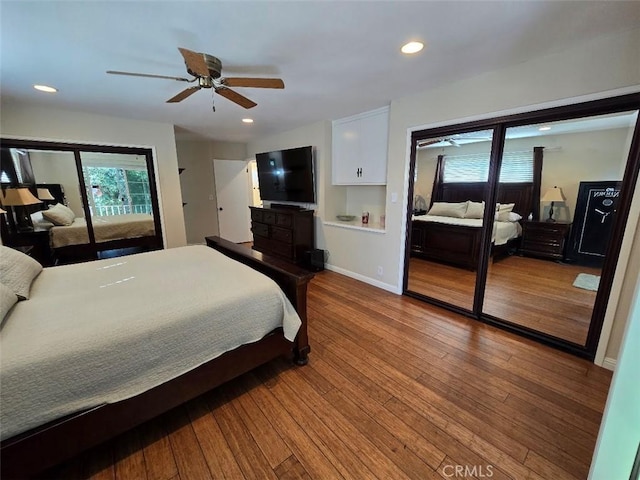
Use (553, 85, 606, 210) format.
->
(43, 270, 612, 480)
(407, 255, 601, 344)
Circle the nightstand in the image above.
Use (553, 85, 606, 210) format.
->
(3, 228, 52, 266)
(520, 221, 571, 261)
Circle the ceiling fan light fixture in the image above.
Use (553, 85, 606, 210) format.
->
(242, 118, 254, 124)
(401, 41, 424, 54)
(33, 84, 57, 93)
(539, 126, 552, 131)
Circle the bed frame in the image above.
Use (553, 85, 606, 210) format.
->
(0, 236, 314, 478)
(410, 148, 543, 270)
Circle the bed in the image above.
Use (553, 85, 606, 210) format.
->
(410, 181, 539, 270)
(32, 206, 162, 262)
(0, 236, 313, 478)
(411, 211, 523, 269)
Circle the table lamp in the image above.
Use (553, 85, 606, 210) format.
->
(1, 187, 43, 232)
(541, 186, 564, 222)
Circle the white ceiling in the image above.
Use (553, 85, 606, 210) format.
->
(1, 1, 638, 143)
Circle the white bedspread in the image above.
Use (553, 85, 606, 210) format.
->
(50, 214, 155, 248)
(412, 214, 521, 246)
(0, 245, 301, 440)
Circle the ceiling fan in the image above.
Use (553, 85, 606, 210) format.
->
(417, 134, 491, 149)
(106, 47, 285, 109)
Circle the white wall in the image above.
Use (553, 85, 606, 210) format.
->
(0, 102, 186, 248)
(29, 150, 84, 216)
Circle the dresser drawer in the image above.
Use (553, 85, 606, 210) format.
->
(276, 213, 293, 228)
(269, 241, 293, 258)
(271, 226, 293, 243)
(262, 211, 276, 224)
(250, 209, 263, 222)
(251, 222, 269, 237)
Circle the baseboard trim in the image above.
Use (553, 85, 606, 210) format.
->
(325, 264, 400, 294)
(602, 357, 617, 371)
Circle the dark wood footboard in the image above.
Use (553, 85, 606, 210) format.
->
(1, 238, 313, 478)
(205, 236, 314, 364)
(411, 220, 482, 270)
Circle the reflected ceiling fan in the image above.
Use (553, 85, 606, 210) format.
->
(107, 47, 284, 110)
(417, 134, 491, 149)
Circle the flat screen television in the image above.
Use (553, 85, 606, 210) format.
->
(255, 146, 315, 203)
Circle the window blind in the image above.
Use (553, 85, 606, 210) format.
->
(442, 150, 533, 183)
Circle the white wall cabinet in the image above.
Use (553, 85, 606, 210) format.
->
(332, 106, 389, 185)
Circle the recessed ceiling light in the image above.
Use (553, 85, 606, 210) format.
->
(242, 118, 254, 124)
(33, 84, 58, 93)
(401, 41, 424, 54)
(539, 126, 551, 131)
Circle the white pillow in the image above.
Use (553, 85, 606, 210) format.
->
(0, 246, 43, 300)
(0, 282, 19, 322)
(427, 202, 468, 219)
(465, 201, 485, 219)
(494, 203, 515, 220)
(42, 203, 75, 226)
(497, 211, 523, 222)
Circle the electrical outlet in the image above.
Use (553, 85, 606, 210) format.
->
(377, 265, 383, 276)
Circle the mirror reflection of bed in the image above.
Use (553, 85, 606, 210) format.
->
(406, 110, 637, 346)
(1, 144, 162, 265)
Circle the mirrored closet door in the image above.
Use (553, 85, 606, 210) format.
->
(1, 139, 163, 265)
(406, 129, 494, 311)
(404, 93, 640, 358)
(482, 110, 639, 347)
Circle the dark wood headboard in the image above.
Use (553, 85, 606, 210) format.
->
(431, 147, 543, 219)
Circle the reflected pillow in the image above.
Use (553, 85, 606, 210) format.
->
(465, 201, 485, 219)
(42, 203, 75, 226)
(1, 282, 19, 322)
(494, 203, 515, 220)
(30, 210, 54, 229)
(427, 202, 468, 219)
(0, 246, 43, 300)
(497, 211, 522, 222)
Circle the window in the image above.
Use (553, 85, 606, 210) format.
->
(442, 150, 533, 183)
(83, 166, 152, 216)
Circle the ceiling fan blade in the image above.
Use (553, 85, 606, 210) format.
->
(223, 77, 285, 89)
(216, 87, 257, 109)
(166, 86, 201, 103)
(417, 139, 442, 147)
(107, 70, 191, 82)
(178, 47, 210, 77)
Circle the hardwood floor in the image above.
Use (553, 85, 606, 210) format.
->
(407, 255, 601, 344)
(43, 271, 611, 480)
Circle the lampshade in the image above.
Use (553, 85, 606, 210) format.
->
(542, 186, 564, 203)
(0, 208, 6, 214)
(1, 188, 43, 206)
(37, 188, 55, 201)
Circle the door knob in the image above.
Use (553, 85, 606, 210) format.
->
(218, 207, 223, 211)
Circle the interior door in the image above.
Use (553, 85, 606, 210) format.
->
(213, 159, 252, 243)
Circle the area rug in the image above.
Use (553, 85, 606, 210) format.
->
(573, 273, 600, 291)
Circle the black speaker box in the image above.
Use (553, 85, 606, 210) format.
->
(308, 248, 325, 272)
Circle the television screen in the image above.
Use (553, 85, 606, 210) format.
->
(255, 146, 315, 203)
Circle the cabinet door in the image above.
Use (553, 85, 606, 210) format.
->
(332, 118, 361, 184)
(359, 110, 388, 184)
(332, 106, 388, 185)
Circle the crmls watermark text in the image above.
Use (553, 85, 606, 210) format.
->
(442, 464, 494, 478)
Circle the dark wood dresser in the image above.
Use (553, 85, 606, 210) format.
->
(520, 221, 571, 261)
(249, 206, 314, 264)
